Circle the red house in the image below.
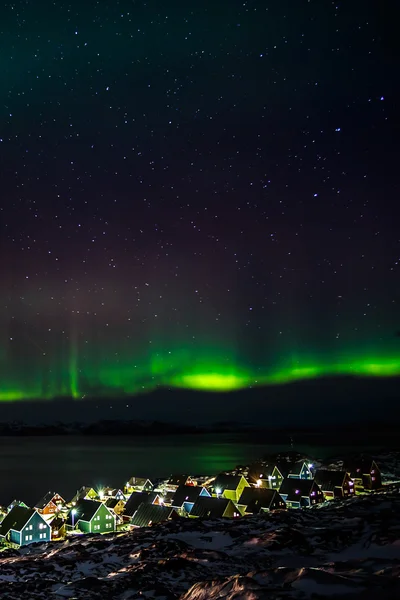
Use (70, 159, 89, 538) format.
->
(35, 492, 65, 515)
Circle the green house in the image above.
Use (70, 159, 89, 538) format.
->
(67, 499, 115, 534)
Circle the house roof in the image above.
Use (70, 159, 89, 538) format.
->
(167, 474, 191, 487)
(279, 478, 318, 501)
(131, 504, 176, 527)
(71, 486, 97, 502)
(50, 516, 65, 530)
(123, 492, 154, 517)
(7, 500, 27, 511)
(213, 474, 244, 492)
(190, 496, 231, 518)
(238, 488, 281, 513)
(127, 477, 153, 488)
(248, 463, 279, 482)
(314, 470, 347, 491)
(0, 506, 37, 535)
(105, 498, 120, 509)
(35, 491, 63, 509)
(286, 461, 310, 476)
(66, 499, 106, 525)
(343, 456, 378, 476)
(171, 485, 205, 507)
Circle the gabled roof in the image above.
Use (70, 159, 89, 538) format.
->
(167, 474, 192, 487)
(171, 485, 205, 507)
(248, 462, 281, 482)
(238, 487, 282, 513)
(103, 488, 125, 499)
(343, 456, 378, 476)
(131, 504, 177, 528)
(7, 500, 28, 511)
(0, 506, 37, 536)
(105, 498, 120, 509)
(314, 470, 347, 491)
(213, 474, 244, 492)
(190, 496, 231, 518)
(50, 516, 65, 530)
(66, 499, 108, 525)
(35, 491, 64, 510)
(286, 461, 310, 476)
(123, 492, 155, 517)
(127, 477, 153, 488)
(71, 486, 97, 502)
(279, 478, 319, 501)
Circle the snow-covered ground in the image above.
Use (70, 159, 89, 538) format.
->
(0, 491, 399, 599)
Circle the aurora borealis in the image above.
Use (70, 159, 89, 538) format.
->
(1, 0, 398, 408)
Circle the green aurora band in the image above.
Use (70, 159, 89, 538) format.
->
(1, 344, 400, 401)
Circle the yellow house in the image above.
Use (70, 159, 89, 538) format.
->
(105, 497, 125, 515)
(212, 474, 250, 503)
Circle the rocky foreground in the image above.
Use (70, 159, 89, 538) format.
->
(0, 492, 399, 599)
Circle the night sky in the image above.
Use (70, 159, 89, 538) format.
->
(1, 1, 398, 410)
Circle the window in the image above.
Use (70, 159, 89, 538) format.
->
(29, 524, 33, 530)
(93, 524, 100, 530)
(25, 535, 29, 541)
(106, 523, 111, 528)
(39, 533, 46, 539)
(39, 523, 46, 529)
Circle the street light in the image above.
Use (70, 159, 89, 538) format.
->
(71, 509, 77, 528)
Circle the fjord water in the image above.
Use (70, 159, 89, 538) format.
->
(0, 434, 379, 506)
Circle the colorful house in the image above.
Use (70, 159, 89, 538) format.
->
(122, 491, 162, 522)
(130, 504, 179, 528)
(105, 497, 125, 515)
(66, 499, 115, 534)
(125, 477, 153, 493)
(213, 474, 250, 502)
(314, 470, 355, 499)
(248, 462, 284, 490)
(70, 486, 98, 505)
(171, 485, 211, 514)
(237, 488, 286, 515)
(50, 516, 67, 540)
(35, 492, 65, 515)
(279, 478, 324, 508)
(343, 457, 382, 490)
(101, 488, 125, 501)
(0, 506, 51, 546)
(190, 496, 240, 519)
(285, 461, 313, 480)
(166, 475, 194, 491)
(7, 500, 28, 512)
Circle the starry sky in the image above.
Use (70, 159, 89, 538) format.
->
(1, 0, 399, 408)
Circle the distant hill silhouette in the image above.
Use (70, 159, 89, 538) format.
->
(0, 374, 399, 427)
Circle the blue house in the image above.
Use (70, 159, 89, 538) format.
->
(279, 478, 323, 509)
(171, 485, 211, 514)
(285, 461, 313, 480)
(0, 506, 51, 546)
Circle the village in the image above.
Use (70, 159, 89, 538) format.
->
(0, 454, 384, 548)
